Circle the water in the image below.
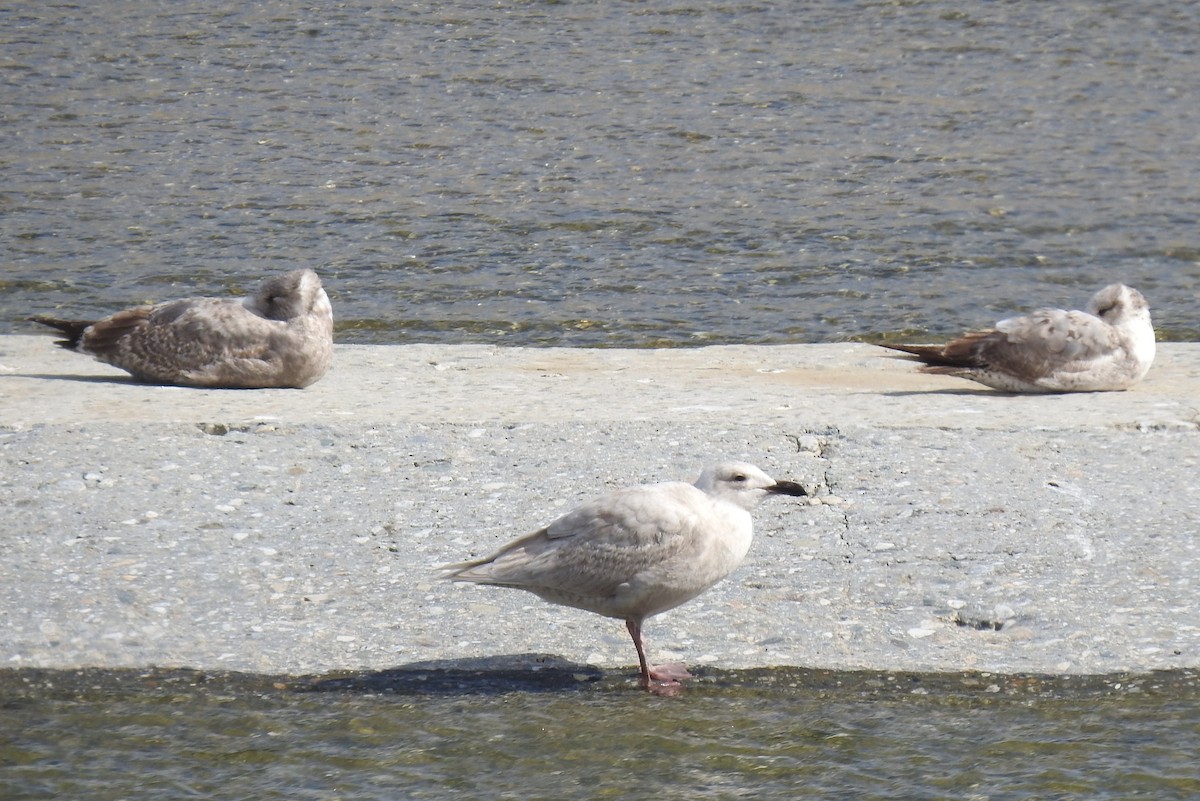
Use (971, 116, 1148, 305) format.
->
(2, 1, 1199, 345)
(3, 667, 1199, 800)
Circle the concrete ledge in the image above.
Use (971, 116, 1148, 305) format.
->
(1, 337, 1197, 678)
(3, 336, 1199, 429)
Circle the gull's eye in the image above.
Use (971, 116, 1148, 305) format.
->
(732, 473, 747, 483)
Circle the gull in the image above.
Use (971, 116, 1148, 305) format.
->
(879, 283, 1155, 392)
(29, 268, 333, 388)
(442, 462, 807, 695)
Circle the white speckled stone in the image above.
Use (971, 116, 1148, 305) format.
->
(0, 337, 1197, 677)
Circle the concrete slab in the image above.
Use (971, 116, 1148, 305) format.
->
(1, 336, 1197, 677)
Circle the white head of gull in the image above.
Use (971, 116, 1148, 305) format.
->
(879, 283, 1155, 392)
(442, 461, 808, 695)
(30, 268, 333, 389)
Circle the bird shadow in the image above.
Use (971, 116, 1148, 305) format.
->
(4, 372, 291, 391)
(3, 372, 143, 386)
(299, 653, 610, 696)
(880, 387, 1025, 398)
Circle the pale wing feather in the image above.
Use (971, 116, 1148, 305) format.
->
(86, 299, 291, 384)
(988, 308, 1123, 375)
(449, 482, 709, 598)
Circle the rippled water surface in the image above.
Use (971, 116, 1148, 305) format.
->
(2, 1, 1199, 345)
(3, 668, 1199, 800)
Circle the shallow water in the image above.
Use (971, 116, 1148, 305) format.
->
(2, 1, 1199, 345)
(3, 667, 1198, 800)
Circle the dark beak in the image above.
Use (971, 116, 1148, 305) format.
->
(767, 480, 808, 497)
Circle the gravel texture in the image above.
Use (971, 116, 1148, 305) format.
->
(1, 336, 1197, 677)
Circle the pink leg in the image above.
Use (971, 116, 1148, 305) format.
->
(626, 619, 692, 695)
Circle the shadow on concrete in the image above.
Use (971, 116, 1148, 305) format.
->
(880, 388, 1021, 398)
(2, 372, 141, 386)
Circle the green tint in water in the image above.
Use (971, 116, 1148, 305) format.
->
(2, 667, 1198, 800)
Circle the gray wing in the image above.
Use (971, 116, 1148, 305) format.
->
(983, 308, 1123, 372)
(892, 309, 1120, 372)
(445, 483, 705, 598)
(81, 298, 287, 385)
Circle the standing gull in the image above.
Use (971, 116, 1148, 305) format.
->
(879, 283, 1155, 392)
(29, 268, 334, 388)
(442, 462, 807, 694)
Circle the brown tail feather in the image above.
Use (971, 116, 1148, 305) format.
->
(878, 342, 944, 358)
(878, 331, 995, 368)
(28, 316, 93, 350)
(876, 342, 964, 366)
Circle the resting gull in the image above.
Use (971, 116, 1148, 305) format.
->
(879, 283, 1155, 392)
(442, 462, 808, 695)
(30, 268, 333, 388)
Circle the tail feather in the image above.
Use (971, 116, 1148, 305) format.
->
(877, 331, 995, 368)
(28, 316, 93, 350)
(877, 342, 947, 360)
(877, 341, 967, 367)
